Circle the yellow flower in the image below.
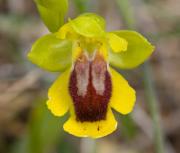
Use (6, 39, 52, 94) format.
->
(47, 14, 135, 138)
(28, 13, 154, 138)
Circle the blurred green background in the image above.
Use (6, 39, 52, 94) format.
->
(0, 0, 180, 153)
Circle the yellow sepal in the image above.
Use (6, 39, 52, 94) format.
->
(110, 67, 136, 114)
(47, 68, 72, 116)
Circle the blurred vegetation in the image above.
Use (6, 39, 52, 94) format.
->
(0, 0, 180, 153)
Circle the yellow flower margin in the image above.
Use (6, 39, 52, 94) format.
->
(46, 13, 136, 138)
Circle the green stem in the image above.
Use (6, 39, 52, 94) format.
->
(74, 0, 91, 13)
(116, 0, 136, 29)
(142, 62, 164, 153)
(116, 0, 165, 153)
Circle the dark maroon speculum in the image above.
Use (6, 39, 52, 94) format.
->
(69, 53, 112, 122)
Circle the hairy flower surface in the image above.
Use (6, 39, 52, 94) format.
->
(28, 13, 154, 138)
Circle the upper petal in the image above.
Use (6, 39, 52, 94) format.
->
(109, 30, 155, 69)
(63, 108, 117, 138)
(47, 68, 72, 116)
(109, 67, 136, 114)
(107, 33, 128, 52)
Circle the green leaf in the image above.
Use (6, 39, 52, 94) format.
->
(28, 34, 72, 72)
(74, 0, 90, 13)
(10, 99, 66, 153)
(35, 0, 68, 11)
(35, 0, 68, 32)
(70, 13, 106, 37)
(29, 100, 65, 153)
(109, 30, 154, 69)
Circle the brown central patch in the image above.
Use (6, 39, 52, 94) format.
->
(69, 54, 112, 122)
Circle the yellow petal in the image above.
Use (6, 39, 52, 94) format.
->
(107, 33, 128, 52)
(63, 108, 117, 138)
(110, 67, 136, 114)
(47, 68, 72, 116)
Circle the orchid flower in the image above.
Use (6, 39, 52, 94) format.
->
(28, 13, 154, 138)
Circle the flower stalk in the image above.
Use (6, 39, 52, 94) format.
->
(143, 63, 164, 153)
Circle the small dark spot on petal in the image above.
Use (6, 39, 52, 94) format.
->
(97, 126, 100, 131)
